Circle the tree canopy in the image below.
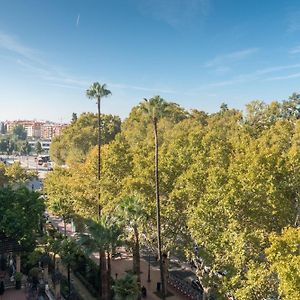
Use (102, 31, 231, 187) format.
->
(50, 112, 121, 165)
(46, 93, 300, 299)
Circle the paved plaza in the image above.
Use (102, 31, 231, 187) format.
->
(1, 289, 26, 300)
(50, 214, 188, 300)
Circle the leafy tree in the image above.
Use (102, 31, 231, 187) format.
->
(71, 112, 78, 124)
(266, 227, 300, 300)
(35, 141, 43, 155)
(5, 161, 34, 185)
(44, 94, 300, 299)
(0, 162, 8, 187)
(44, 168, 75, 235)
(50, 113, 120, 166)
(13, 124, 27, 140)
(0, 122, 6, 134)
(0, 186, 44, 249)
(113, 274, 140, 300)
(0, 138, 8, 153)
(20, 141, 31, 155)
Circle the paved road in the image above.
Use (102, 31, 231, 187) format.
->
(1, 155, 51, 187)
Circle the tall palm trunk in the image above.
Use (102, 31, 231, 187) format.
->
(133, 225, 141, 284)
(99, 250, 103, 299)
(153, 118, 166, 300)
(97, 98, 108, 299)
(97, 97, 101, 216)
(67, 263, 71, 299)
(107, 251, 112, 300)
(101, 252, 108, 300)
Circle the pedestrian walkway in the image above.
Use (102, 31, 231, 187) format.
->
(109, 252, 186, 300)
(48, 214, 188, 300)
(1, 289, 26, 300)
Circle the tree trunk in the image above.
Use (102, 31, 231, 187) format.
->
(133, 226, 141, 282)
(63, 220, 67, 237)
(67, 263, 71, 299)
(99, 250, 102, 300)
(107, 251, 111, 300)
(97, 97, 102, 217)
(100, 251, 108, 300)
(153, 118, 166, 300)
(133, 225, 141, 299)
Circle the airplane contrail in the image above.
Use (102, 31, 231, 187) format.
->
(76, 14, 80, 27)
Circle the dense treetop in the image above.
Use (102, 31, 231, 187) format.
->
(50, 112, 121, 165)
(46, 94, 300, 299)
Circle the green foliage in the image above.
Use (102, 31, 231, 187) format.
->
(0, 135, 32, 155)
(44, 93, 300, 299)
(15, 272, 22, 281)
(13, 124, 27, 140)
(86, 82, 111, 101)
(113, 273, 140, 300)
(60, 238, 80, 268)
(78, 216, 123, 255)
(71, 112, 78, 124)
(35, 141, 42, 155)
(0, 186, 44, 248)
(0, 123, 6, 134)
(50, 112, 121, 165)
(44, 167, 75, 225)
(0, 137, 9, 153)
(266, 227, 300, 300)
(0, 161, 34, 188)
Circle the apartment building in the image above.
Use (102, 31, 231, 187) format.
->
(6, 120, 42, 138)
(5, 120, 67, 140)
(40, 123, 66, 139)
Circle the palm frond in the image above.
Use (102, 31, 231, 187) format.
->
(86, 82, 112, 100)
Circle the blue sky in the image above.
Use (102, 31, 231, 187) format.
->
(0, 0, 300, 122)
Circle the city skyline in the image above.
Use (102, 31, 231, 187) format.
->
(0, 0, 300, 122)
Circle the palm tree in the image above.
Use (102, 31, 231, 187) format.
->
(113, 274, 140, 300)
(60, 238, 79, 299)
(105, 218, 123, 300)
(140, 96, 168, 300)
(86, 82, 111, 216)
(118, 196, 146, 285)
(78, 216, 122, 300)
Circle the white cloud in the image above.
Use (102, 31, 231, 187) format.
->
(0, 31, 175, 95)
(109, 82, 175, 94)
(0, 31, 40, 63)
(76, 14, 80, 27)
(205, 48, 259, 68)
(289, 45, 300, 54)
(137, 0, 210, 27)
(193, 63, 300, 91)
(255, 63, 300, 75)
(265, 72, 300, 81)
(287, 10, 300, 32)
